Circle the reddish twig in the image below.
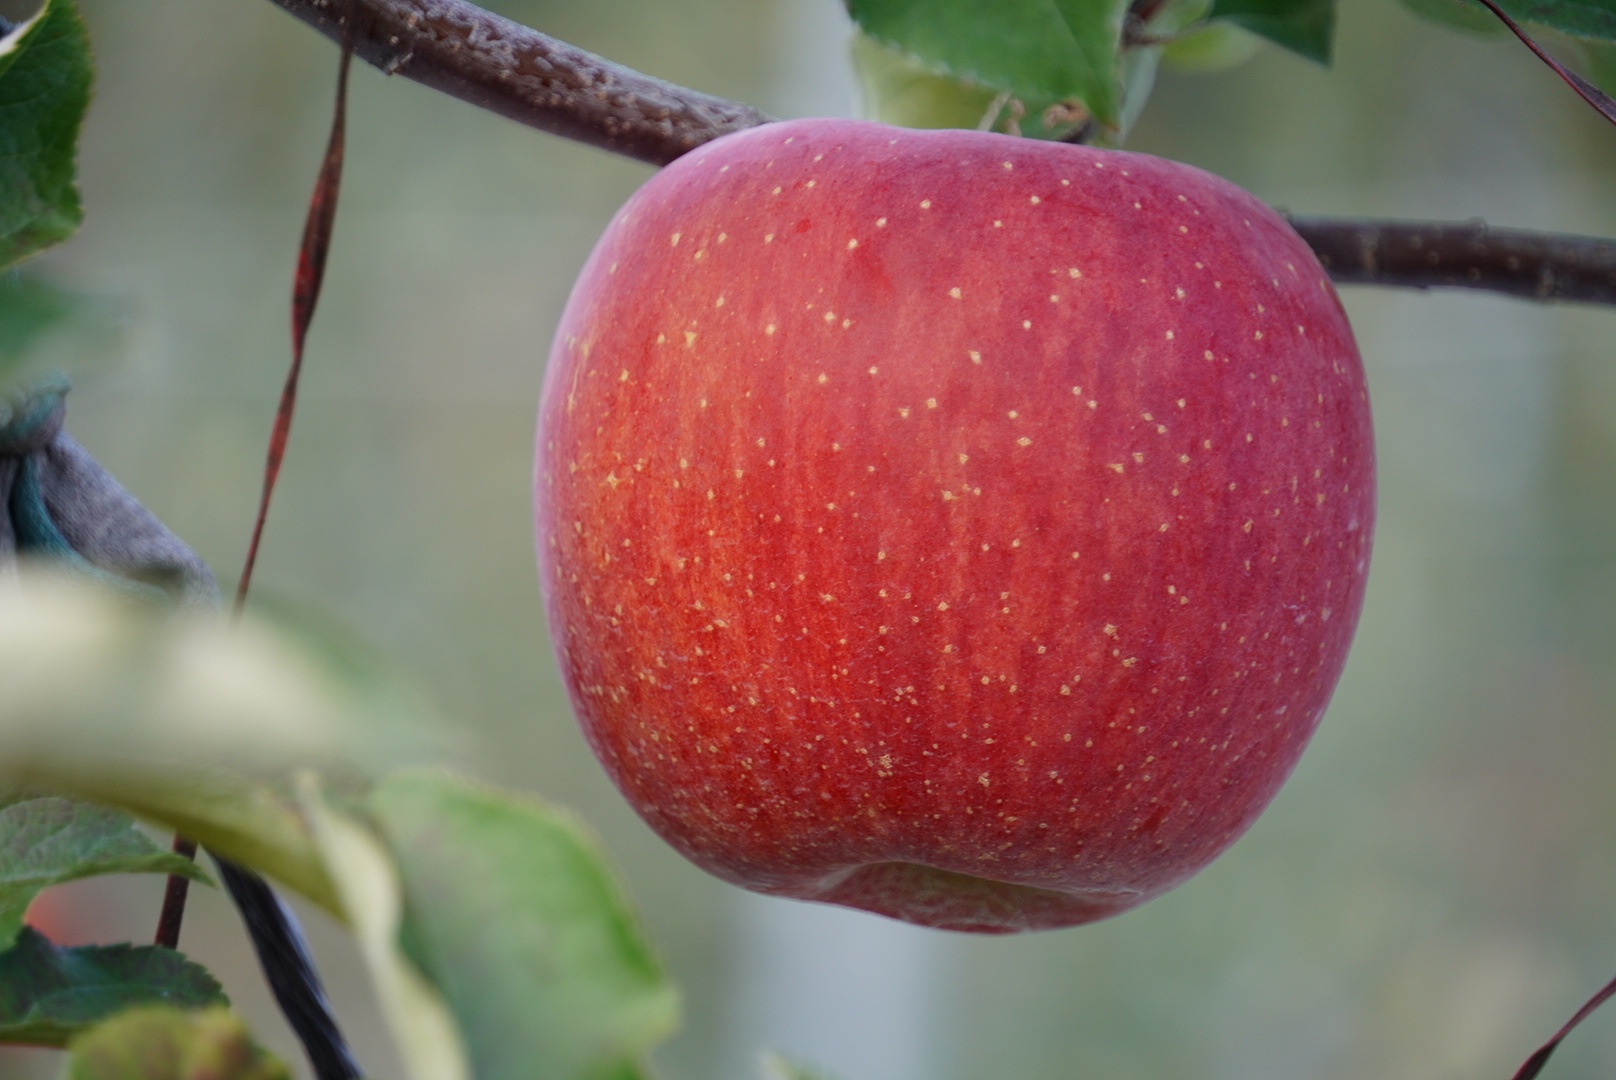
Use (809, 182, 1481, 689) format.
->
(1511, 970, 1616, 1080)
(151, 836, 198, 949)
(157, 0, 355, 956)
(234, 6, 355, 618)
(1471, 0, 1616, 126)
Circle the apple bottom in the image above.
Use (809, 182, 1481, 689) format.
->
(752, 861, 1144, 934)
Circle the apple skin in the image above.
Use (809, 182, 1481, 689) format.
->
(535, 118, 1374, 933)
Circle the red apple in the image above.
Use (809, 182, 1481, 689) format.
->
(534, 118, 1373, 933)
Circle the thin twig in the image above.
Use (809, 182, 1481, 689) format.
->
(235, 11, 355, 619)
(155, 0, 357, 963)
(1470, 0, 1616, 126)
(1510, 970, 1616, 1079)
(263, 0, 1616, 306)
(152, 836, 198, 948)
(206, 15, 370, 1080)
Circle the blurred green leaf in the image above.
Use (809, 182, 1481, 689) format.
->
(0, 927, 226, 1047)
(0, 794, 212, 951)
(845, 0, 1131, 131)
(299, 778, 471, 1080)
(0, 271, 86, 383)
(1487, 0, 1616, 40)
(0, 0, 93, 270)
(1397, 0, 1510, 33)
(65, 1005, 289, 1080)
(1208, 0, 1335, 61)
(370, 769, 679, 1080)
(1574, 34, 1616, 92)
(1160, 20, 1264, 69)
(850, 32, 1005, 131)
(0, 570, 472, 918)
(759, 1052, 842, 1080)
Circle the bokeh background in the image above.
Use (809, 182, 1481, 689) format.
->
(4, 0, 1616, 1077)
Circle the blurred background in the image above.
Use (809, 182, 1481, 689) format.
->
(4, 0, 1616, 1076)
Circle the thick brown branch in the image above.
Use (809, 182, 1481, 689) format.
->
(1287, 216, 1616, 305)
(265, 0, 1616, 305)
(264, 0, 774, 165)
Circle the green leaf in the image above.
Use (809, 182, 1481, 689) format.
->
(0, 0, 94, 270)
(1160, 21, 1264, 70)
(65, 1005, 289, 1080)
(0, 570, 465, 917)
(1208, 0, 1336, 62)
(759, 1052, 842, 1080)
(0, 271, 84, 382)
(1396, 0, 1510, 34)
(369, 769, 680, 1080)
(0, 795, 212, 951)
(0, 272, 127, 394)
(0, 927, 226, 1047)
(850, 33, 1005, 132)
(1487, 0, 1616, 41)
(845, 0, 1131, 131)
(298, 778, 471, 1080)
(1575, 35, 1616, 93)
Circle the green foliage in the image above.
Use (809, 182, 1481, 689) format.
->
(0, 794, 211, 951)
(0, 573, 682, 1079)
(759, 1052, 842, 1080)
(300, 781, 472, 1080)
(370, 771, 679, 1080)
(1574, 34, 1616, 93)
(1159, 21, 1264, 71)
(0, 0, 93, 270)
(1486, 0, 1616, 42)
(849, 33, 1005, 132)
(1395, 0, 1616, 41)
(845, 0, 1132, 132)
(1207, 0, 1335, 62)
(0, 572, 463, 916)
(0, 271, 88, 386)
(1396, 0, 1510, 34)
(0, 928, 225, 1047)
(64, 1006, 289, 1080)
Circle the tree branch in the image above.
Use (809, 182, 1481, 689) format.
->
(263, 0, 1616, 305)
(1287, 215, 1616, 305)
(264, 0, 773, 165)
